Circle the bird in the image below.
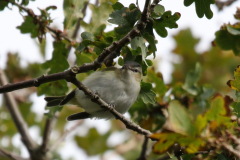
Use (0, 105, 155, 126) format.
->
(44, 61, 142, 121)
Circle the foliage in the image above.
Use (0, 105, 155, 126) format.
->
(1, 0, 240, 160)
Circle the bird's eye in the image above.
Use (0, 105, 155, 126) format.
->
(122, 66, 125, 69)
(133, 69, 138, 72)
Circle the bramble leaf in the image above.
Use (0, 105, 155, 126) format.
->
(184, 0, 215, 19)
(153, 11, 181, 38)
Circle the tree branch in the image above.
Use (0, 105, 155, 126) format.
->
(0, 0, 159, 93)
(0, 69, 38, 153)
(136, 136, 149, 160)
(0, 147, 28, 160)
(0, 0, 160, 138)
(49, 120, 83, 152)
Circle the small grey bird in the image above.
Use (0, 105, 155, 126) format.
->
(44, 61, 142, 120)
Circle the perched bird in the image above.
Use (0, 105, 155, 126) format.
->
(44, 61, 142, 120)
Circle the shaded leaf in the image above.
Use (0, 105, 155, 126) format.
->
(112, 2, 124, 10)
(108, 6, 140, 35)
(183, 63, 201, 95)
(184, 0, 215, 19)
(137, 82, 156, 104)
(215, 25, 240, 56)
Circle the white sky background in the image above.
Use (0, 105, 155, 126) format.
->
(0, 0, 240, 160)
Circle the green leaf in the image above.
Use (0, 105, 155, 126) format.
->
(41, 41, 69, 74)
(131, 36, 147, 60)
(147, 69, 167, 100)
(37, 80, 68, 96)
(205, 95, 226, 121)
(76, 53, 93, 66)
(17, 16, 39, 38)
(75, 128, 111, 155)
(215, 27, 240, 56)
(151, 4, 165, 18)
(183, 63, 201, 95)
(138, 82, 156, 104)
(227, 65, 240, 91)
(112, 2, 124, 10)
(21, 0, 29, 6)
(143, 32, 157, 58)
(168, 100, 197, 136)
(118, 57, 124, 66)
(63, 0, 88, 30)
(153, 11, 181, 38)
(81, 32, 94, 41)
(184, 0, 215, 19)
(0, 1, 9, 11)
(81, 2, 113, 36)
(108, 6, 140, 35)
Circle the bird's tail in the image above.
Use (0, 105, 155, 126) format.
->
(44, 96, 66, 106)
(44, 90, 76, 107)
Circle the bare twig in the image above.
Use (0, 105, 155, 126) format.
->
(0, 69, 37, 152)
(40, 113, 58, 153)
(49, 120, 83, 152)
(136, 136, 149, 160)
(71, 1, 89, 39)
(0, 147, 28, 160)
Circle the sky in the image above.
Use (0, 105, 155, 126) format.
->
(0, 0, 240, 160)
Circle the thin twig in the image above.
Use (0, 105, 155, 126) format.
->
(40, 113, 58, 153)
(49, 120, 83, 152)
(71, 1, 89, 39)
(136, 136, 149, 160)
(0, 147, 28, 160)
(0, 69, 37, 152)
